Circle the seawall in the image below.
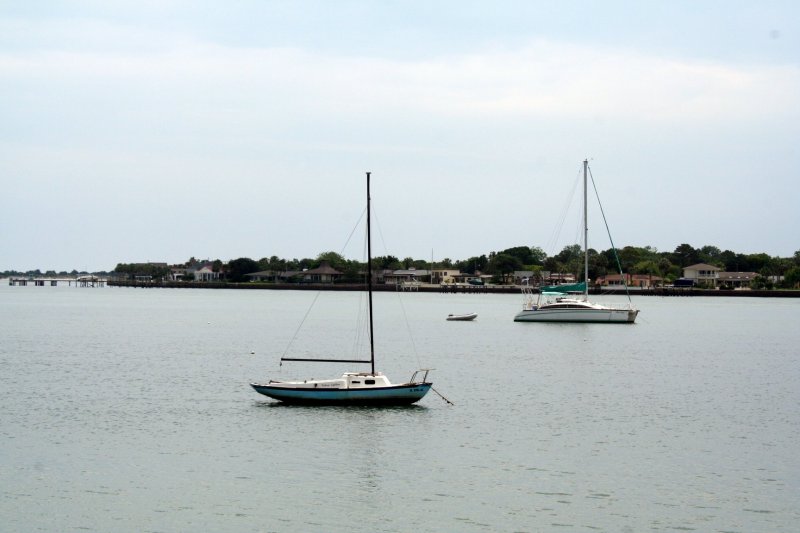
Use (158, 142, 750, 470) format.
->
(106, 280, 800, 297)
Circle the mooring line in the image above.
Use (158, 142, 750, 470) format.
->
(431, 387, 454, 406)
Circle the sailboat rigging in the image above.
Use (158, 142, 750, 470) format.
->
(514, 160, 639, 324)
(250, 172, 434, 405)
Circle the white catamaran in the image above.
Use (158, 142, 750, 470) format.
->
(514, 160, 639, 324)
(250, 172, 434, 405)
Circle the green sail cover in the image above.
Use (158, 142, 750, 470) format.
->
(539, 282, 586, 293)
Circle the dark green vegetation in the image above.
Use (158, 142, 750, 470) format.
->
(100, 244, 800, 289)
(442, 244, 800, 289)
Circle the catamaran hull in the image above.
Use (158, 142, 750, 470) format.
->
(250, 383, 432, 405)
(514, 308, 638, 323)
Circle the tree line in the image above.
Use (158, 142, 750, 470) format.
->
(110, 244, 800, 289)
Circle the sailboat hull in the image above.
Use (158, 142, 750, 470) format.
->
(514, 308, 638, 323)
(250, 382, 432, 405)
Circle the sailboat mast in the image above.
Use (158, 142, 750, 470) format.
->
(583, 159, 589, 300)
(366, 172, 375, 375)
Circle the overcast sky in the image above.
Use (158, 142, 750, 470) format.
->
(2, 1, 798, 271)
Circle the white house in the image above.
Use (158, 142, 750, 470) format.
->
(682, 263, 722, 287)
(189, 262, 221, 282)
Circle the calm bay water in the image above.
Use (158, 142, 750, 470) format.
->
(1, 284, 798, 532)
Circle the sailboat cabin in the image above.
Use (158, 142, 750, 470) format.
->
(343, 372, 391, 388)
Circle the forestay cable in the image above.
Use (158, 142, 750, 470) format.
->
(588, 164, 633, 304)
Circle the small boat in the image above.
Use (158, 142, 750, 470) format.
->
(250, 172, 433, 405)
(446, 312, 477, 321)
(514, 160, 639, 324)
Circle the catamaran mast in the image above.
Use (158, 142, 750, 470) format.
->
(583, 159, 589, 301)
(366, 172, 375, 375)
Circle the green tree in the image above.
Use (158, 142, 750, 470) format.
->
(455, 255, 488, 274)
(338, 259, 363, 283)
(751, 275, 773, 290)
(672, 244, 700, 267)
(657, 257, 674, 278)
(268, 255, 287, 271)
(488, 253, 522, 284)
(296, 258, 315, 271)
(783, 267, 800, 288)
(616, 246, 644, 272)
(373, 255, 401, 270)
(555, 244, 582, 264)
(748, 253, 774, 275)
(588, 249, 610, 280)
(529, 246, 547, 266)
(633, 260, 660, 276)
(498, 246, 546, 266)
(227, 257, 259, 282)
(553, 244, 583, 277)
(316, 251, 347, 269)
(438, 257, 453, 268)
(720, 249, 737, 271)
(114, 262, 169, 281)
(699, 245, 722, 264)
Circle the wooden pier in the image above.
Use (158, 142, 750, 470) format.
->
(9, 277, 106, 287)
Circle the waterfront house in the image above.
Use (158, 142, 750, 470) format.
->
(682, 263, 722, 287)
(300, 262, 343, 283)
(245, 270, 279, 282)
(246, 262, 343, 284)
(384, 268, 429, 285)
(169, 267, 187, 281)
(191, 263, 221, 282)
(514, 271, 536, 285)
(450, 272, 491, 284)
(375, 269, 393, 284)
(596, 273, 663, 289)
(717, 271, 758, 288)
(431, 269, 460, 284)
(544, 272, 576, 285)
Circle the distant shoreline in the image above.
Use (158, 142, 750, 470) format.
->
(104, 280, 800, 297)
